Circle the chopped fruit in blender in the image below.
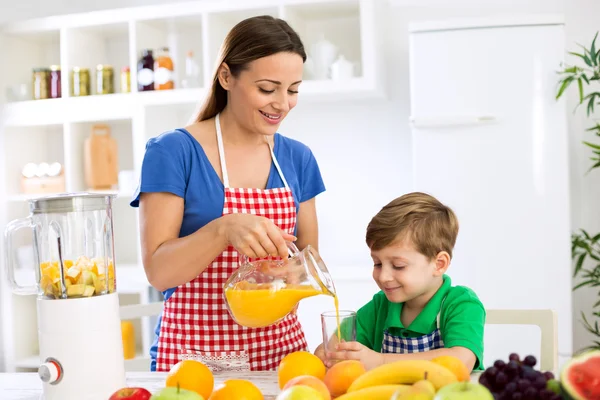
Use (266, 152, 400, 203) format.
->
(66, 266, 81, 282)
(39, 256, 116, 298)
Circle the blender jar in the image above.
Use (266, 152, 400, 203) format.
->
(5, 193, 117, 299)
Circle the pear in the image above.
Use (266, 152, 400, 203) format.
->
(413, 372, 436, 396)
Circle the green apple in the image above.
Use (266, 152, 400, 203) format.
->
(434, 382, 494, 400)
(150, 387, 204, 400)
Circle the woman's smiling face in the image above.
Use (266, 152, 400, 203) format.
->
(220, 51, 304, 136)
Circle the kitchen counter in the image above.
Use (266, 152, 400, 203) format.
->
(0, 371, 483, 399)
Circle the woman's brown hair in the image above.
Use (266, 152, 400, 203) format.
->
(194, 15, 306, 122)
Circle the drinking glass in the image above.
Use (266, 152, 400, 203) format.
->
(321, 310, 357, 362)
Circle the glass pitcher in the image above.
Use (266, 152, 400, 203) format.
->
(4, 193, 117, 299)
(223, 242, 337, 328)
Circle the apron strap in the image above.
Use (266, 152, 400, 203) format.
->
(215, 113, 290, 190)
(267, 141, 290, 189)
(215, 113, 230, 188)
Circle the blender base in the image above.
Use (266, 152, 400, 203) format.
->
(37, 292, 126, 400)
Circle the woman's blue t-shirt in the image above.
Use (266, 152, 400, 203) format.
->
(129, 128, 326, 370)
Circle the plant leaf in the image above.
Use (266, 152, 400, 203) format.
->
(579, 78, 584, 103)
(584, 141, 600, 150)
(575, 252, 587, 277)
(591, 32, 598, 66)
(574, 279, 596, 291)
(557, 76, 576, 100)
(586, 159, 600, 173)
(583, 73, 591, 84)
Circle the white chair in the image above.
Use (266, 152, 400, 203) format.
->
(119, 301, 164, 372)
(485, 309, 558, 373)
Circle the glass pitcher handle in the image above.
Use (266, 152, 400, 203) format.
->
(4, 217, 37, 295)
(286, 241, 300, 257)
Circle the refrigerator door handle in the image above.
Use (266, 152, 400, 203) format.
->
(409, 115, 497, 128)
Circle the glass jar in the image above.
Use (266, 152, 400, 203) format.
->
(33, 67, 51, 100)
(71, 67, 90, 97)
(154, 47, 174, 90)
(96, 64, 114, 95)
(49, 65, 61, 99)
(120, 66, 130, 93)
(137, 49, 155, 92)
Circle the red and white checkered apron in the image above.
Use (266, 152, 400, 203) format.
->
(155, 114, 308, 372)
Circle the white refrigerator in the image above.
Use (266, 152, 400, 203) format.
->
(408, 16, 572, 369)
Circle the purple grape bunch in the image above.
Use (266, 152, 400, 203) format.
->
(478, 353, 563, 400)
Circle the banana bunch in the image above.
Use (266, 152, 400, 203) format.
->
(335, 360, 458, 400)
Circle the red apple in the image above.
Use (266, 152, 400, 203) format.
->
(109, 387, 152, 400)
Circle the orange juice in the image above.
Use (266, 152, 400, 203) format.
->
(333, 294, 341, 341)
(225, 283, 323, 327)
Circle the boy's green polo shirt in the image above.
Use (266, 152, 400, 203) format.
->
(355, 275, 486, 370)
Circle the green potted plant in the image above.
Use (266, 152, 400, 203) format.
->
(556, 31, 600, 351)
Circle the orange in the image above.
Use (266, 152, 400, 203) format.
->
(208, 379, 263, 400)
(277, 351, 326, 389)
(323, 360, 366, 397)
(165, 359, 214, 399)
(431, 355, 470, 382)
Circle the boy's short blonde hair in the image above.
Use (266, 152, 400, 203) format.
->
(366, 192, 459, 259)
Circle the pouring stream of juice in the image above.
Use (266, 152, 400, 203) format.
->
(334, 294, 341, 341)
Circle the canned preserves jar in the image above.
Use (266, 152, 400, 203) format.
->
(96, 64, 114, 95)
(71, 67, 90, 97)
(33, 68, 51, 100)
(49, 65, 61, 99)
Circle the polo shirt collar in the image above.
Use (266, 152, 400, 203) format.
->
(385, 275, 452, 335)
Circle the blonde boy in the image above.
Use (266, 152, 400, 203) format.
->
(315, 192, 485, 371)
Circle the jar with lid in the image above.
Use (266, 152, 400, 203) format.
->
(71, 67, 90, 97)
(96, 64, 114, 95)
(32, 68, 51, 100)
(154, 47, 174, 90)
(49, 65, 61, 99)
(137, 49, 155, 91)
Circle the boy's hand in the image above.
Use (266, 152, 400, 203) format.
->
(314, 344, 327, 364)
(326, 341, 383, 370)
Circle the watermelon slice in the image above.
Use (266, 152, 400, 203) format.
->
(561, 349, 600, 400)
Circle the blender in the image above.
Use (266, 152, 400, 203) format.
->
(4, 193, 126, 400)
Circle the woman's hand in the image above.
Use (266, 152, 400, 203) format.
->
(325, 341, 384, 370)
(222, 213, 296, 259)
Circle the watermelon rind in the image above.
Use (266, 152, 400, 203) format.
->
(560, 349, 600, 400)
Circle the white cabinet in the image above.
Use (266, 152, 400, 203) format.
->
(0, 0, 387, 372)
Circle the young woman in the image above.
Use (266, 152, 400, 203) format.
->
(130, 15, 326, 372)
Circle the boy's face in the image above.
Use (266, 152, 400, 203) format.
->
(370, 238, 446, 304)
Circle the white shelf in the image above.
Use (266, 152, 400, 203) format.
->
(1, 0, 385, 127)
(2, 78, 385, 127)
(0, 0, 386, 373)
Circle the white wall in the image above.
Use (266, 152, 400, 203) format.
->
(2, 0, 600, 363)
